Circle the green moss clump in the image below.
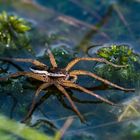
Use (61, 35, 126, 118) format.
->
(0, 11, 31, 51)
(95, 44, 140, 84)
(97, 44, 138, 65)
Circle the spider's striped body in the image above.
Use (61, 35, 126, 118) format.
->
(30, 66, 67, 77)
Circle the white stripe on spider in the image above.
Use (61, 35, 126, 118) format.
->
(30, 67, 66, 77)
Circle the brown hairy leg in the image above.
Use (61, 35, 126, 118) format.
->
(57, 93, 102, 122)
(22, 83, 51, 123)
(61, 88, 103, 104)
(0, 72, 48, 82)
(70, 70, 135, 92)
(0, 57, 47, 67)
(59, 80, 115, 105)
(47, 49, 57, 68)
(55, 83, 85, 122)
(57, 94, 81, 117)
(65, 57, 127, 71)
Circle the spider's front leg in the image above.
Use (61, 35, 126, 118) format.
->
(69, 70, 135, 92)
(0, 72, 48, 82)
(0, 57, 47, 68)
(47, 49, 57, 68)
(0, 72, 33, 81)
(65, 57, 127, 71)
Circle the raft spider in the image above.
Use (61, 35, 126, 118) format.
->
(0, 49, 135, 122)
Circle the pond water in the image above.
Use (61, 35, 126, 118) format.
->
(0, 0, 140, 140)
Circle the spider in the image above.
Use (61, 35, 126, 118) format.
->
(0, 49, 135, 123)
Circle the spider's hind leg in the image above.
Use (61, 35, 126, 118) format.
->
(69, 70, 135, 92)
(57, 94, 81, 117)
(55, 83, 86, 123)
(21, 83, 51, 123)
(60, 80, 115, 106)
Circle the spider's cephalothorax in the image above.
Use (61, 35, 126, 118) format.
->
(0, 49, 135, 123)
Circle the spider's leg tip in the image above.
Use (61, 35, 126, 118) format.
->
(125, 88, 135, 92)
(80, 118, 87, 124)
(119, 64, 128, 68)
(0, 77, 8, 81)
(113, 103, 122, 107)
(47, 49, 51, 54)
(21, 117, 30, 124)
(125, 64, 129, 67)
(107, 101, 116, 106)
(20, 119, 26, 123)
(130, 88, 135, 92)
(78, 114, 87, 124)
(81, 116, 90, 125)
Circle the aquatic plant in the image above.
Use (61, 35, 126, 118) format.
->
(0, 11, 31, 52)
(95, 44, 140, 84)
(97, 44, 138, 65)
(0, 113, 72, 140)
(0, 114, 54, 140)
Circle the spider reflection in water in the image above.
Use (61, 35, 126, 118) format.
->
(0, 49, 135, 123)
